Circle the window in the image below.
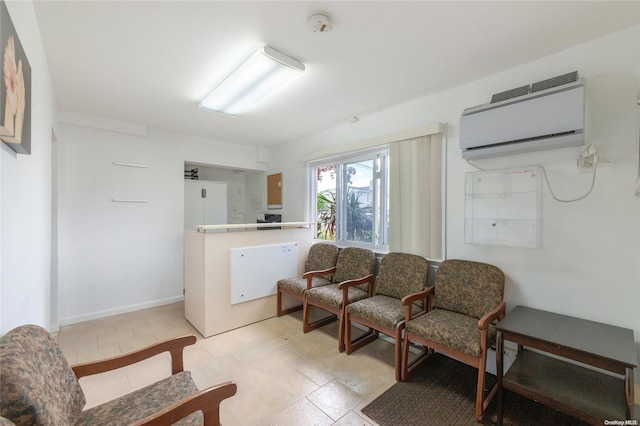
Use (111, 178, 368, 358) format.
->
(312, 147, 389, 251)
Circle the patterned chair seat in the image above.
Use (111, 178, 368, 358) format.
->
(346, 295, 422, 331)
(277, 276, 332, 297)
(305, 284, 368, 309)
(78, 371, 201, 425)
(404, 308, 497, 358)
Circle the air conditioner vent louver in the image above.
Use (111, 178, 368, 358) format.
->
(531, 71, 578, 93)
(491, 85, 530, 104)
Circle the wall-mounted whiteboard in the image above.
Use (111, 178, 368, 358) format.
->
(230, 242, 298, 305)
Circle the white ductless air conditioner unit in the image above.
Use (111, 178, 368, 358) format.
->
(460, 72, 585, 160)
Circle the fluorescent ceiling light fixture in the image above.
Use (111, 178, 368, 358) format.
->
(199, 46, 305, 115)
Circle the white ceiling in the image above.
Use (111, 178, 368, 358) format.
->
(33, 1, 639, 146)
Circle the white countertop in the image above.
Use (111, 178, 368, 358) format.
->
(196, 222, 313, 232)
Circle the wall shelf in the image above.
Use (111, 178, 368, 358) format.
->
(465, 166, 541, 249)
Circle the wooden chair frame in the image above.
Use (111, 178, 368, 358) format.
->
(400, 286, 506, 422)
(343, 277, 425, 381)
(276, 266, 336, 316)
(72, 335, 237, 425)
(302, 274, 374, 352)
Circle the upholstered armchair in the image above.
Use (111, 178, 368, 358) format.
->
(302, 247, 376, 352)
(400, 259, 505, 422)
(0, 324, 236, 425)
(343, 252, 430, 380)
(276, 242, 339, 316)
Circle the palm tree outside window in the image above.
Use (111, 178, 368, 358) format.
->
(313, 147, 389, 251)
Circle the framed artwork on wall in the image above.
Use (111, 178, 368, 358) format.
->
(1, 0, 31, 155)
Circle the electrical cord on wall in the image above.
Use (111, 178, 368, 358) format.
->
(539, 161, 598, 202)
(466, 152, 599, 203)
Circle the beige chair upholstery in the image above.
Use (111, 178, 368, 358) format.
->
(302, 247, 376, 352)
(344, 252, 429, 380)
(276, 243, 339, 316)
(0, 324, 236, 425)
(400, 259, 505, 422)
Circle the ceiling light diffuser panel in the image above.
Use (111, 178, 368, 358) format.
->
(199, 46, 305, 115)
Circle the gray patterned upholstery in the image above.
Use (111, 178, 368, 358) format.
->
(404, 308, 497, 357)
(304, 284, 368, 309)
(374, 252, 431, 300)
(332, 247, 376, 288)
(432, 259, 504, 319)
(304, 247, 375, 310)
(304, 243, 339, 273)
(0, 325, 222, 425)
(277, 243, 339, 296)
(78, 372, 202, 425)
(1, 325, 86, 425)
(347, 252, 430, 320)
(277, 276, 332, 296)
(346, 294, 422, 330)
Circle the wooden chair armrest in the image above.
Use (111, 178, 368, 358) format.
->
(302, 266, 336, 279)
(131, 381, 238, 426)
(338, 274, 375, 297)
(72, 335, 197, 378)
(401, 286, 434, 321)
(303, 266, 336, 289)
(477, 300, 506, 330)
(337, 274, 374, 290)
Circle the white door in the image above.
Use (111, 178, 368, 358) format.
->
(184, 180, 227, 230)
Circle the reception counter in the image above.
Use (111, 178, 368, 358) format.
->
(184, 223, 314, 337)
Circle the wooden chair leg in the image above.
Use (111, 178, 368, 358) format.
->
(475, 352, 496, 423)
(345, 313, 378, 355)
(337, 306, 346, 353)
(302, 295, 311, 331)
(475, 362, 486, 422)
(401, 334, 432, 381)
(277, 287, 284, 316)
(277, 288, 303, 317)
(303, 299, 338, 334)
(344, 312, 352, 352)
(400, 331, 411, 381)
(394, 323, 404, 381)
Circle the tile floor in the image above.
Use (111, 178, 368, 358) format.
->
(57, 302, 396, 425)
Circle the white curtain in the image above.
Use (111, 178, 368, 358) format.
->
(389, 134, 443, 259)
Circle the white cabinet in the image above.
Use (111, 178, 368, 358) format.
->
(184, 180, 227, 230)
(465, 166, 541, 249)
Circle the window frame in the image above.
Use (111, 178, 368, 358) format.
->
(309, 146, 389, 252)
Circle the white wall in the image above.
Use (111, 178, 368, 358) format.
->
(56, 122, 267, 325)
(277, 26, 640, 377)
(0, 1, 56, 334)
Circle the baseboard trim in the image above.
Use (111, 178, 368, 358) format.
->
(58, 296, 184, 327)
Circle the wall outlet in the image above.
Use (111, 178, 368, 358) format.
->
(577, 146, 598, 173)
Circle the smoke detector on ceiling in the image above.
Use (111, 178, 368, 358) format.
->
(307, 12, 333, 33)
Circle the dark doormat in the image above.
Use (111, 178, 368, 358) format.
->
(362, 354, 590, 425)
